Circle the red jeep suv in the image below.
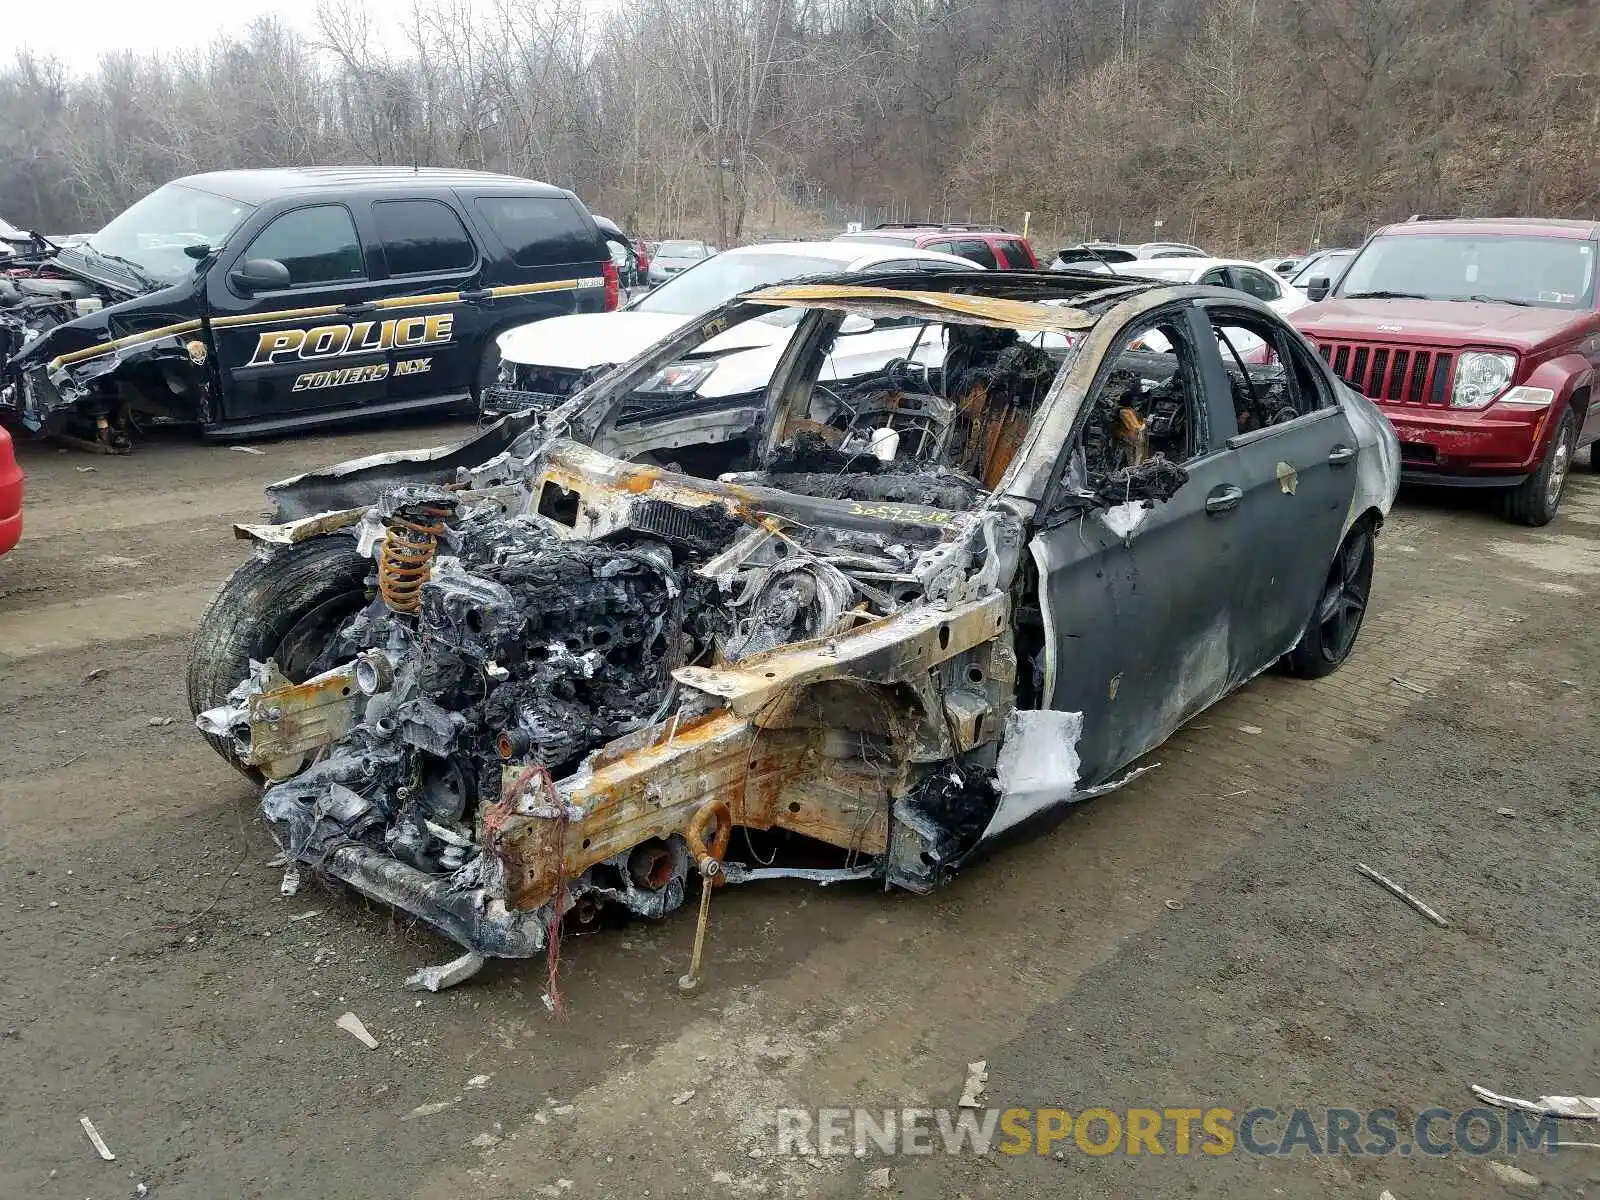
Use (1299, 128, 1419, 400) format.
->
(833, 223, 1041, 270)
(1291, 218, 1599, 525)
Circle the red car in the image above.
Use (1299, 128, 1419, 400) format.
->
(833, 223, 1041, 270)
(1291, 217, 1600, 525)
(0, 424, 22, 557)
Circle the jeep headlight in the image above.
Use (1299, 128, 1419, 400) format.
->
(635, 361, 714, 395)
(1451, 351, 1515, 409)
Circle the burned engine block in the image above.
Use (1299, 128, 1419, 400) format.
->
(263, 506, 700, 881)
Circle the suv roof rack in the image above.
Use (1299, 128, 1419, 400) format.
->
(873, 221, 1007, 232)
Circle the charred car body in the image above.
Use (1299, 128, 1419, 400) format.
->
(189, 271, 1398, 966)
(1, 168, 615, 451)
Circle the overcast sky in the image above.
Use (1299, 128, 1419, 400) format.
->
(12, 0, 334, 69)
(13, 0, 622, 70)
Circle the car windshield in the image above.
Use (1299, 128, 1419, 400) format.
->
(84, 182, 255, 285)
(1289, 251, 1353, 287)
(656, 240, 710, 259)
(633, 251, 844, 315)
(1337, 233, 1596, 309)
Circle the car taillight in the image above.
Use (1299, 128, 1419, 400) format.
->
(602, 260, 620, 311)
(635, 246, 651, 271)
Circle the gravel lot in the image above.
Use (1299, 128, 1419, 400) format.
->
(2, 423, 1596, 1200)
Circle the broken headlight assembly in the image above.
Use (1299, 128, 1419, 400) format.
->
(1451, 351, 1516, 409)
(634, 361, 714, 395)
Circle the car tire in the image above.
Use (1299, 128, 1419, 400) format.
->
(1586, 438, 1600, 472)
(472, 337, 503, 406)
(186, 536, 371, 779)
(1283, 522, 1375, 680)
(1503, 407, 1575, 526)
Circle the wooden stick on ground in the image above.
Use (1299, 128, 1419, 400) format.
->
(1356, 862, 1450, 928)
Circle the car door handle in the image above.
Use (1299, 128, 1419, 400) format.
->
(338, 301, 376, 317)
(1328, 444, 1356, 466)
(1205, 484, 1243, 514)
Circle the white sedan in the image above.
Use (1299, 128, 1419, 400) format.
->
(1122, 256, 1308, 317)
(485, 241, 978, 418)
(1120, 257, 1306, 357)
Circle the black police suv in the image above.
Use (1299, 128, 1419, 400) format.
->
(0, 167, 618, 450)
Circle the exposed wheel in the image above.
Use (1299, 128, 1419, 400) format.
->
(1503, 407, 1575, 526)
(1283, 523, 1375, 679)
(186, 536, 371, 778)
(1586, 438, 1600, 472)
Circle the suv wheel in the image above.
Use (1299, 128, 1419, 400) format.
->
(1283, 523, 1375, 679)
(1503, 407, 1575, 527)
(1586, 438, 1600, 472)
(473, 338, 503, 406)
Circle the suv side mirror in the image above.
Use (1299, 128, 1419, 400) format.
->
(229, 258, 291, 293)
(1306, 275, 1331, 302)
(839, 314, 876, 335)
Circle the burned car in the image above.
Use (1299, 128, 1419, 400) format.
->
(188, 271, 1398, 972)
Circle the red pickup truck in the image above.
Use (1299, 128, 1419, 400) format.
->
(1291, 218, 1599, 525)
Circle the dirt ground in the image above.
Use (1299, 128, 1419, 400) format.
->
(2, 422, 1597, 1200)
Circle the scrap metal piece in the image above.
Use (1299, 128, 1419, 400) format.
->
(1469, 1086, 1600, 1121)
(403, 951, 488, 993)
(336, 1011, 380, 1049)
(79, 1115, 115, 1161)
(195, 658, 365, 778)
(959, 1060, 989, 1109)
(978, 709, 1084, 842)
(744, 284, 1100, 335)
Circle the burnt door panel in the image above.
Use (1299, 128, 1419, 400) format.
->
(1225, 409, 1357, 658)
(1033, 304, 1255, 786)
(1034, 444, 1249, 786)
(1204, 306, 1359, 661)
(210, 203, 391, 421)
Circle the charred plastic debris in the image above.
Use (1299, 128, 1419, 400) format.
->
(0, 239, 186, 452)
(194, 273, 1206, 983)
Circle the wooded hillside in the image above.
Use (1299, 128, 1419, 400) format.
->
(3, 0, 1595, 253)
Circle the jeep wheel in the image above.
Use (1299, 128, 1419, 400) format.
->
(1503, 407, 1575, 527)
(1587, 439, 1600, 472)
(1283, 523, 1374, 680)
(186, 536, 371, 779)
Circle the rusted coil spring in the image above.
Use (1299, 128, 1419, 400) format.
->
(377, 504, 454, 613)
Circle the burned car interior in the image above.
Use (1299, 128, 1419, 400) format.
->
(192, 270, 1390, 982)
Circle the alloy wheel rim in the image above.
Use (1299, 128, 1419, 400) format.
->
(1546, 431, 1572, 509)
(1317, 534, 1371, 662)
